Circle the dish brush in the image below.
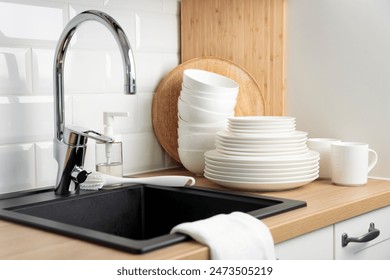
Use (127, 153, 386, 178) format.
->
(80, 171, 196, 190)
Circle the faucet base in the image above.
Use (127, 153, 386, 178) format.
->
(54, 139, 86, 196)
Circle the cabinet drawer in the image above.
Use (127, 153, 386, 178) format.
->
(335, 206, 390, 260)
(275, 225, 333, 260)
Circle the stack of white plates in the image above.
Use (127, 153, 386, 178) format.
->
(204, 116, 319, 191)
(228, 116, 296, 135)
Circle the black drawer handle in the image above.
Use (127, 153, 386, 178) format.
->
(342, 222, 380, 247)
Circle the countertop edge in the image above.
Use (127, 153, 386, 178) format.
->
(1, 169, 390, 260)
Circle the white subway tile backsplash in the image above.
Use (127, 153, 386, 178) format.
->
(69, 4, 136, 49)
(122, 131, 166, 175)
(163, 0, 180, 14)
(69, 20, 120, 51)
(100, 0, 180, 20)
(61, 48, 130, 94)
(0, 143, 35, 194)
(0, 96, 52, 144)
(0, 1, 65, 42)
(137, 91, 154, 132)
(165, 155, 181, 169)
(0, 0, 180, 194)
(135, 52, 179, 92)
(0, 95, 72, 144)
(0, 47, 32, 95)
(103, 0, 164, 13)
(32, 48, 54, 95)
(72, 93, 138, 133)
(104, 50, 128, 93)
(50, 0, 102, 5)
(135, 12, 179, 52)
(64, 49, 108, 93)
(35, 142, 57, 187)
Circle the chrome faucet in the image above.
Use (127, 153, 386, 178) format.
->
(53, 10, 136, 195)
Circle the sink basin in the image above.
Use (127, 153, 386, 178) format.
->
(0, 184, 306, 254)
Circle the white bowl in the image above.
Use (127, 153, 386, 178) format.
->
(181, 84, 239, 100)
(180, 91, 237, 112)
(178, 98, 234, 124)
(178, 124, 226, 134)
(178, 132, 216, 150)
(178, 148, 206, 175)
(183, 69, 239, 93)
(178, 115, 227, 127)
(178, 116, 227, 134)
(179, 96, 234, 115)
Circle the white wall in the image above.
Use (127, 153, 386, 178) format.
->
(285, 0, 390, 178)
(0, 0, 180, 194)
(4, 0, 389, 195)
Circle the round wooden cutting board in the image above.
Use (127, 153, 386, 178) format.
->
(152, 57, 265, 162)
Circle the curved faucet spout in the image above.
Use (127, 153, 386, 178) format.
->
(54, 10, 136, 142)
(53, 10, 136, 195)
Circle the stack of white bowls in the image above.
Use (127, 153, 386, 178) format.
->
(178, 69, 239, 175)
(204, 116, 320, 191)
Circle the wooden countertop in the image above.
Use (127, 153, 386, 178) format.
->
(1, 168, 390, 259)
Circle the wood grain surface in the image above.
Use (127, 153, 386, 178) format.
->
(181, 0, 285, 116)
(152, 57, 264, 162)
(2, 168, 390, 259)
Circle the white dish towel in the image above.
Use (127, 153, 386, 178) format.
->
(170, 211, 276, 260)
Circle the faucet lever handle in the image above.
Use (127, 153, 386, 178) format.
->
(64, 126, 114, 145)
(84, 130, 113, 143)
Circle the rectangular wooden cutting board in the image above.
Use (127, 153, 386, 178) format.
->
(181, 0, 285, 116)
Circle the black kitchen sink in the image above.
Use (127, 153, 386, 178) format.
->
(0, 185, 306, 254)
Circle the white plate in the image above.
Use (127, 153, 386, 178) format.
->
(228, 116, 295, 124)
(205, 165, 319, 179)
(205, 160, 319, 173)
(215, 147, 309, 157)
(204, 173, 318, 191)
(217, 130, 307, 141)
(204, 149, 319, 164)
(215, 143, 308, 153)
(205, 169, 319, 182)
(205, 157, 320, 169)
(215, 139, 307, 150)
(216, 137, 307, 146)
(229, 123, 296, 128)
(229, 128, 296, 134)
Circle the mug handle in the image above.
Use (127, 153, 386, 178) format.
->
(368, 149, 378, 173)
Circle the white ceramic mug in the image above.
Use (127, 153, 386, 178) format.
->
(307, 138, 341, 179)
(331, 142, 378, 186)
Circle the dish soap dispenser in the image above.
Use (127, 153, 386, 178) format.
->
(95, 112, 129, 177)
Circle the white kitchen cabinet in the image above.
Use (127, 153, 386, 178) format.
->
(275, 225, 333, 260)
(334, 206, 390, 260)
(275, 206, 390, 260)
